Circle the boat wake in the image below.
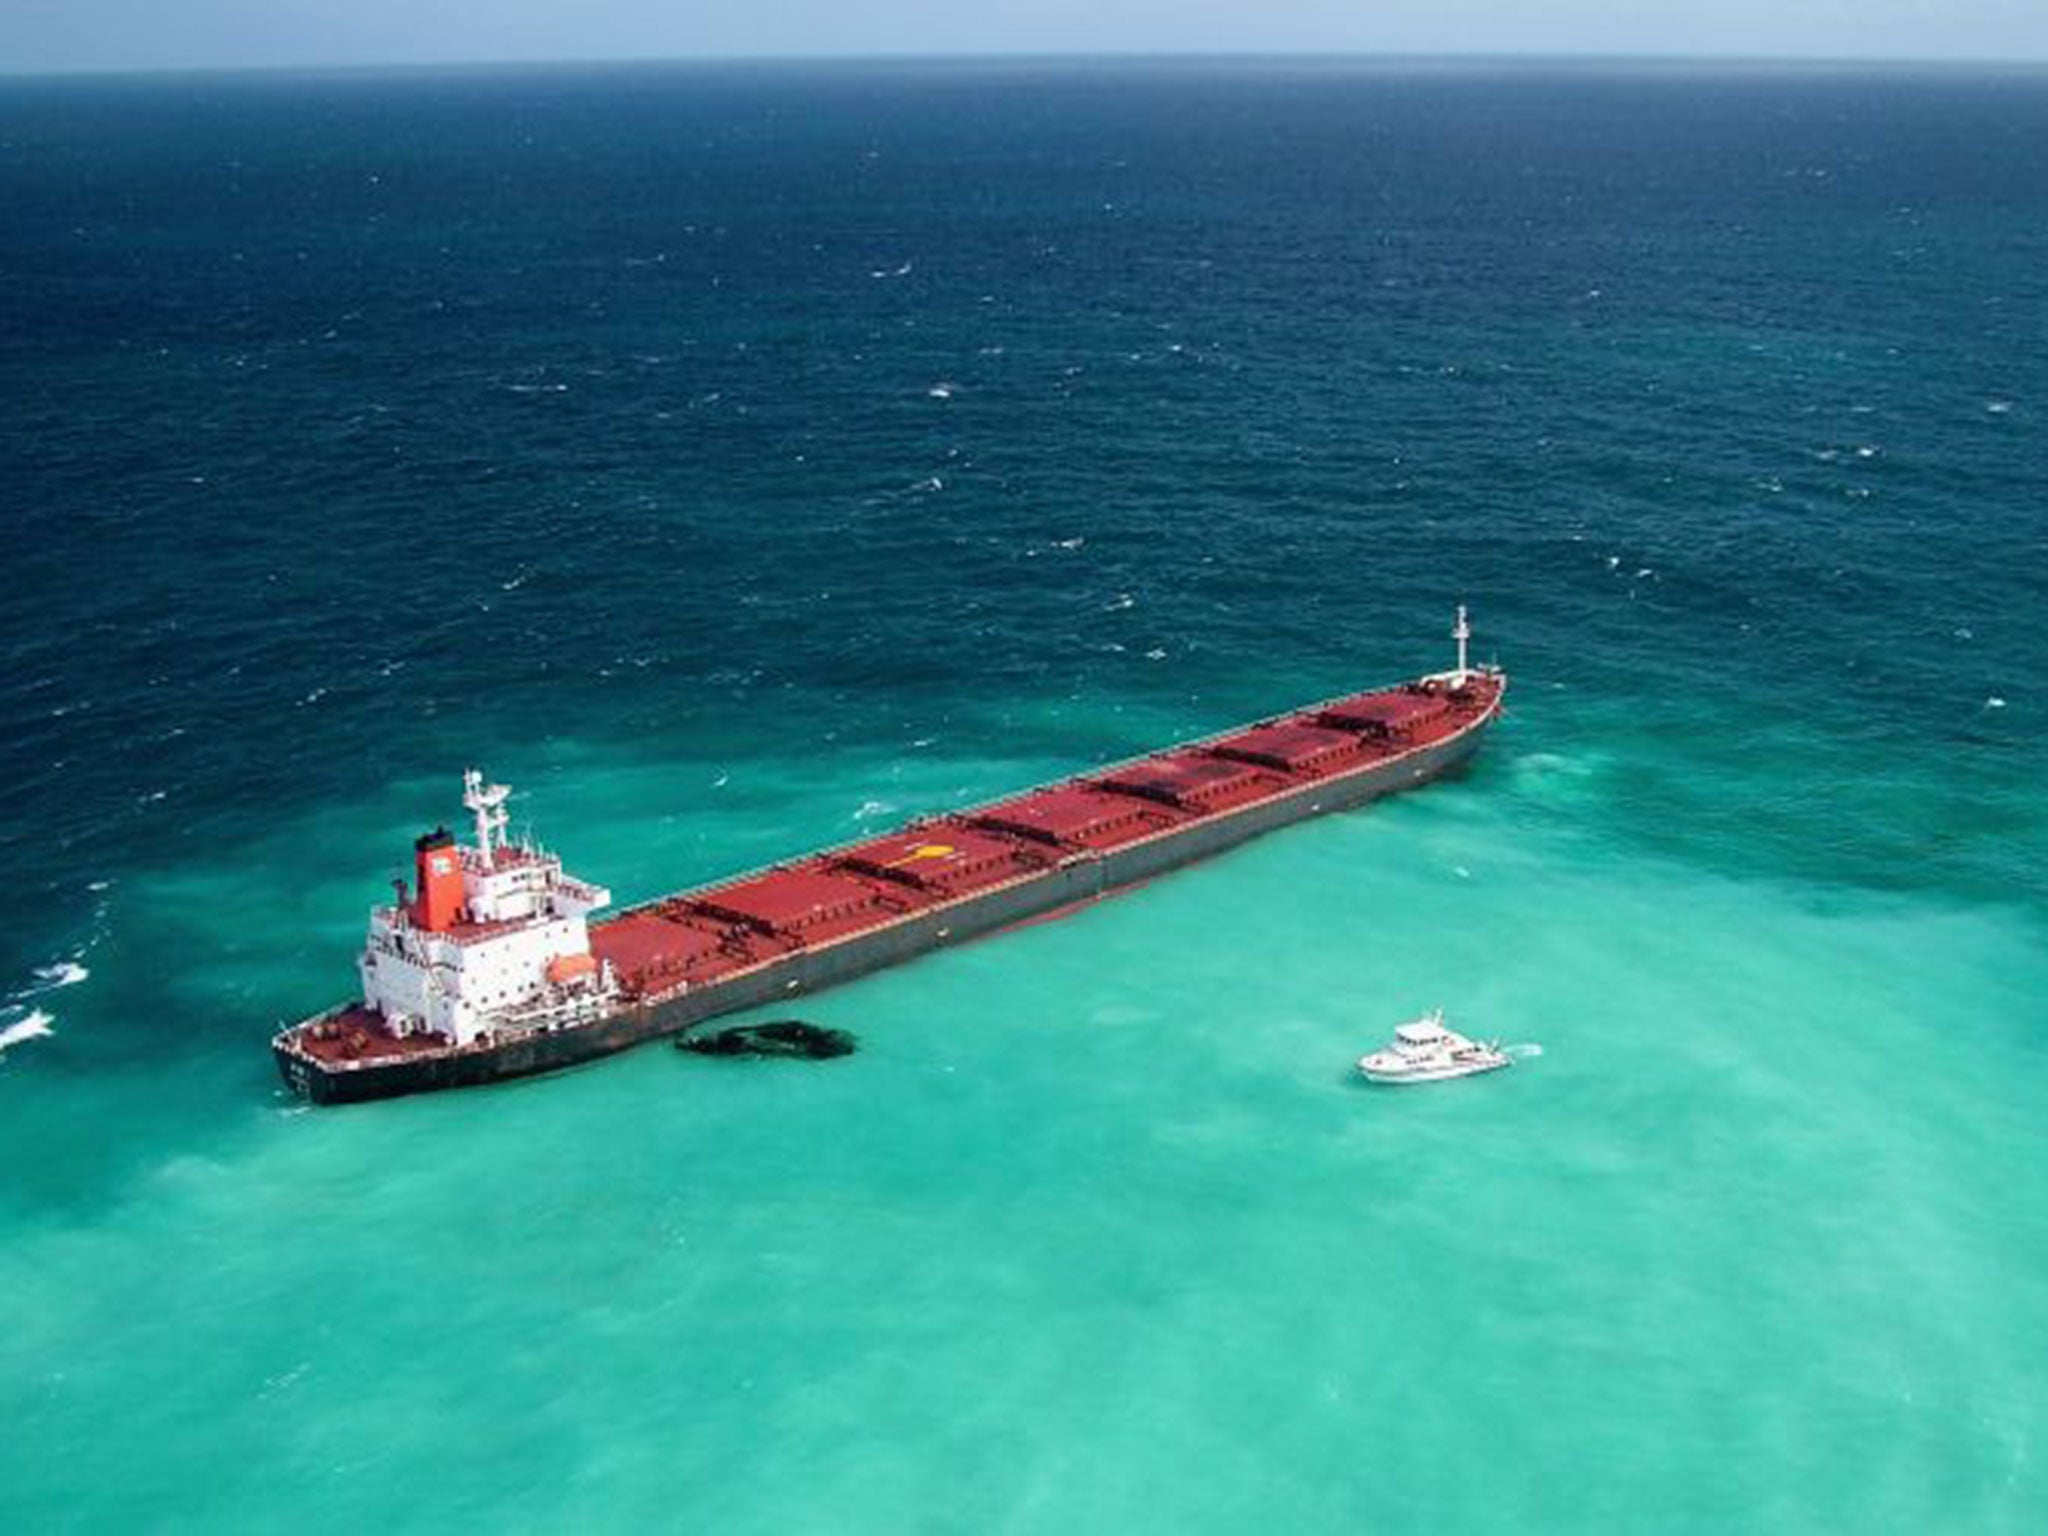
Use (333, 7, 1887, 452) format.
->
(1507, 1042, 1544, 1059)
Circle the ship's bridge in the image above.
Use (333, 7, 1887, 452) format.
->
(461, 843, 610, 925)
(357, 772, 614, 1046)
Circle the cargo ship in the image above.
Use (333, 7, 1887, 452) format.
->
(274, 610, 1505, 1104)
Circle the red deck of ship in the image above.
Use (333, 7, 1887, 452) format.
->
(288, 672, 1501, 1061)
(293, 1004, 456, 1066)
(1094, 752, 1282, 813)
(834, 825, 1049, 895)
(584, 673, 1501, 1004)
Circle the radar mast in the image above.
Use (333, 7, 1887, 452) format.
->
(463, 768, 512, 870)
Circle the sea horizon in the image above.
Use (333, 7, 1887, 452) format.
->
(9, 49, 2048, 84)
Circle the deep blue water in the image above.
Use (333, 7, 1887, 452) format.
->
(2, 61, 2045, 1531)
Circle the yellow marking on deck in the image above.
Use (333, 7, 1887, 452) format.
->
(882, 843, 955, 868)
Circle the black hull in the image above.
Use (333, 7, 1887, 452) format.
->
(277, 716, 1492, 1104)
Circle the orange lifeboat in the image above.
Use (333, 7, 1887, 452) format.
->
(546, 952, 599, 986)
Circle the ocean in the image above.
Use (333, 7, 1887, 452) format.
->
(1, 58, 2045, 1531)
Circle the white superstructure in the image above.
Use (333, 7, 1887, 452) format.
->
(1356, 1008, 1510, 1085)
(356, 771, 616, 1046)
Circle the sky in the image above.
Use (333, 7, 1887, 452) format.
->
(1, 0, 2045, 75)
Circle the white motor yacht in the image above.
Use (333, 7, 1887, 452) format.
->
(1357, 1008, 1509, 1085)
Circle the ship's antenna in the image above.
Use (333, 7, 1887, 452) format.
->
(1452, 604, 1472, 685)
(462, 768, 512, 871)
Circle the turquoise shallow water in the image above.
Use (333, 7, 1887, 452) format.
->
(3, 60, 2046, 1531)
(8, 745, 2048, 1530)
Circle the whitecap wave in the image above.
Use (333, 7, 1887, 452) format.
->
(0, 1010, 54, 1053)
(31, 961, 89, 990)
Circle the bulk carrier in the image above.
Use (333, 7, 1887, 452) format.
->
(274, 611, 1505, 1103)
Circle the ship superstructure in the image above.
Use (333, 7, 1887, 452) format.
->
(343, 770, 615, 1049)
(276, 614, 1506, 1103)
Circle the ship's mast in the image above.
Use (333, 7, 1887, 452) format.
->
(1452, 604, 1472, 685)
(463, 768, 512, 871)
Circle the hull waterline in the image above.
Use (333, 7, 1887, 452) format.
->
(276, 665, 1505, 1104)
